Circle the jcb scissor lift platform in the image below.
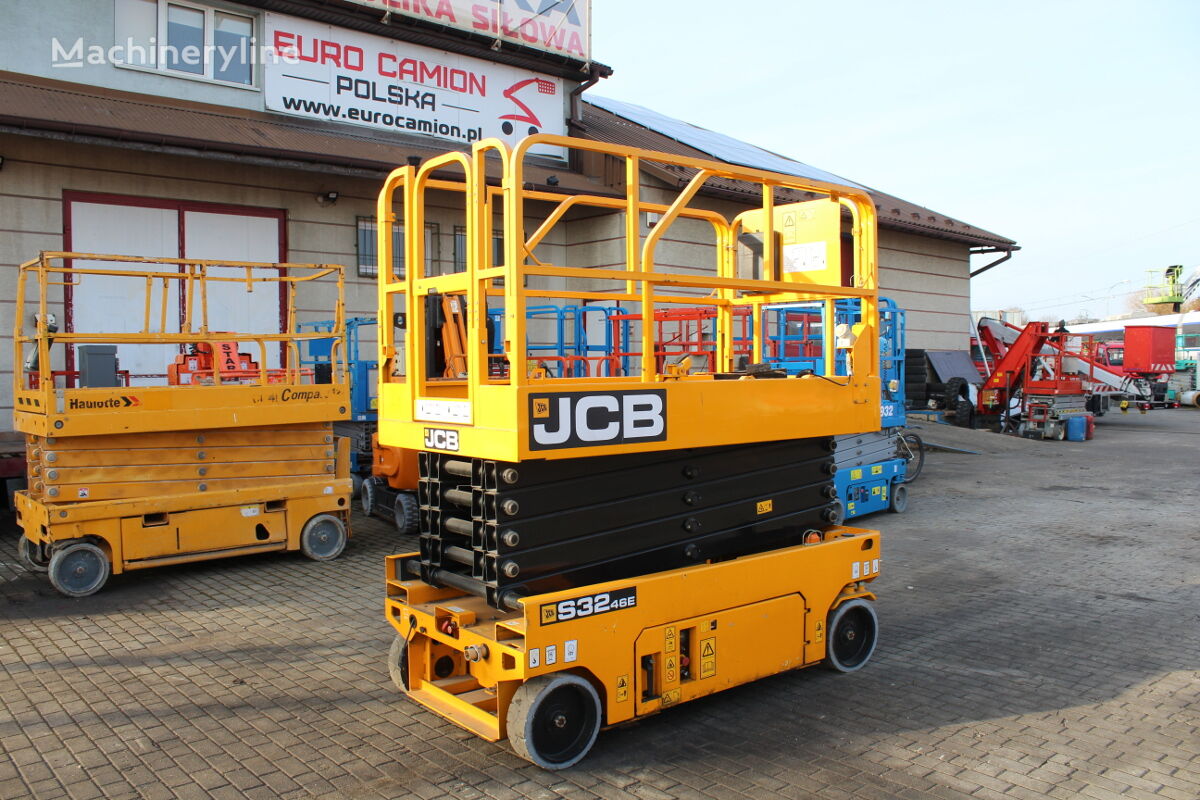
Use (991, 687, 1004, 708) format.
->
(12, 253, 353, 596)
(377, 135, 884, 767)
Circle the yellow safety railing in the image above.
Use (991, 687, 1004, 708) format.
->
(376, 135, 881, 461)
(14, 252, 349, 437)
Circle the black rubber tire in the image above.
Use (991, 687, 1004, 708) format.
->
(829, 500, 846, 525)
(350, 472, 364, 500)
(899, 433, 925, 484)
(824, 598, 878, 673)
(17, 536, 50, 573)
(47, 541, 110, 598)
(394, 492, 420, 536)
(888, 483, 908, 513)
(387, 634, 411, 693)
(361, 477, 377, 517)
(507, 673, 602, 770)
(954, 399, 975, 428)
(299, 514, 347, 561)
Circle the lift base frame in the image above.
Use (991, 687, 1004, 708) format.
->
(384, 528, 879, 743)
(15, 437, 351, 576)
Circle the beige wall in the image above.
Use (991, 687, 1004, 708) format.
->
(877, 229, 972, 351)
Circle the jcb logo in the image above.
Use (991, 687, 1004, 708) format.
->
(528, 390, 666, 450)
(423, 428, 460, 451)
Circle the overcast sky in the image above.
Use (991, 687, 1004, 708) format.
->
(589, 0, 1199, 320)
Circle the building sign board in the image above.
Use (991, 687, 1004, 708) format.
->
(264, 13, 567, 157)
(337, 0, 589, 61)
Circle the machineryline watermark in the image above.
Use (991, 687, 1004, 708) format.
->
(50, 37, 299, 70)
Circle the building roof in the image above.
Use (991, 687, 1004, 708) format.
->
(0, 70, 1016, 251)
(580, 98, 1017, 250)
(588, 96, 864, 189)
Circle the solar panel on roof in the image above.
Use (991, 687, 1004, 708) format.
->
(587, 95, 862, 189)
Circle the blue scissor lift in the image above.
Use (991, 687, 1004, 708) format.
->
(763, 297, 920, 521)
(299, 317, 378, 496)
(488, 304, 621, 377)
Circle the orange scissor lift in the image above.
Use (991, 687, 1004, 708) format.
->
(12, 253, 353, 597)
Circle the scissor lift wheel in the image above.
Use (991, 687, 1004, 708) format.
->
(48, 541, 110, 598)
(824, 598, 879, 673)
(507, 673, 602, 770)
(361, 478, 378, 517)
(888, 483, 908, 513)
(17, 536, 50, 573)
(300, 514, 348, 561)
(394, 493, 419, 536)
(387, 635, 410, 693)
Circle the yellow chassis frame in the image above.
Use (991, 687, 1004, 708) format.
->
(385, 528, 879, 742)
(16, 446, 350, 575)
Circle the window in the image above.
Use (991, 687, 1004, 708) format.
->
(165, 5, 204, 74)
(357, 218, 438, 279)
(212, 11, 253, 84)
(453, 225, 506, 274)
(114, 0, 256, 86)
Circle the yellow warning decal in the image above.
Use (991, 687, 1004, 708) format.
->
(540, 605, 557, 624)
(665, 655, 678, 683)
(756, 499, 773, 514)
(814, 620, 824, 642)
(664, 626, 676, 652)
(871, 464, 883, 475)
(532, 398, 551, 419)
(851, 468, 863, 480)
(700, 637, 716, 679)
(871, 486, 880, 495)
(661, 688, 681, 707)
(616, 674, 630, 702)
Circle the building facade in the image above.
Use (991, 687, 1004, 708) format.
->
(0, 0, 1016, 444)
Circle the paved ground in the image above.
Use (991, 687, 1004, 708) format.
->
(1, 411, 1198, 800)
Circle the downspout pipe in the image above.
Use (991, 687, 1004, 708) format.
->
(568, 64, 605, 130)
(970, 246, 1019, 278)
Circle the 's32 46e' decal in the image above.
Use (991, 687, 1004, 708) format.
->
(540, 587, 637, 625)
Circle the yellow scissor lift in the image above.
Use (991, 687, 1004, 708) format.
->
(12, 253, 353, 597)
(380, 136, 883, 767)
